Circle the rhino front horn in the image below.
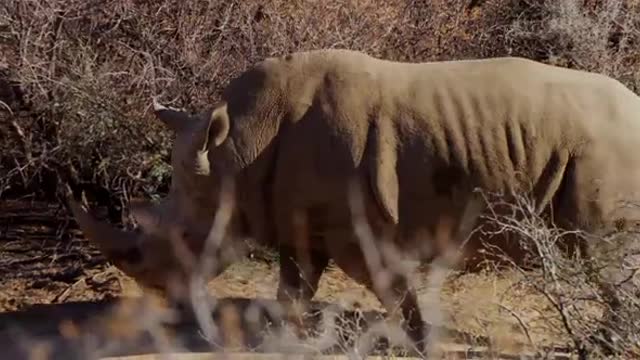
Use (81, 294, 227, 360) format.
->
(68, 198, 139, 257)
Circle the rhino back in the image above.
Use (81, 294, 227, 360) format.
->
(271, 50, 640, 233)
(386, 57, 640, 230)
(218, 49, 640, 241)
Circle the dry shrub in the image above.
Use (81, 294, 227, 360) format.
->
(476, 191, 640, 358)
(1, 0, 638, 214)
(507, 0, 640, 91)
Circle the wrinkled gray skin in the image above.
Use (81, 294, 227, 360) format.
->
(71, 49, 640, 353)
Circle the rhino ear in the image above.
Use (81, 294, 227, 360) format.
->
(152, 98, 192, 133)
(129, 199, 162, 232)
(200, 102, 230, 151)
(368, 119, 399, 225)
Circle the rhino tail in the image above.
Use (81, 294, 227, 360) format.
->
(366, 116, 400, 225)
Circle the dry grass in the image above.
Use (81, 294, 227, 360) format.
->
(1, 187, 608, 359)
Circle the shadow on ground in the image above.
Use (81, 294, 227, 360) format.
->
(0, 295, 576, 360)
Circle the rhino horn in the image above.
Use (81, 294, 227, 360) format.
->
(68, 199, 139, 256)
(152, 97, 191, 133)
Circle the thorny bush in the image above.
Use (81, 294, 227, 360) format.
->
(478, 191, 640, 358)
(1, 0, 638, 214)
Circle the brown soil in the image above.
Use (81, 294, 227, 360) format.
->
(0, 200, 570, 354)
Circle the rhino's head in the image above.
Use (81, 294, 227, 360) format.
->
(69, 100, 250, 297)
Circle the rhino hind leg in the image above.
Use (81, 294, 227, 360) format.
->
(329, 242, 426, 355)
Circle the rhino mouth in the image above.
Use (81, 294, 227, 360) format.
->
(108, 245, 144, 265)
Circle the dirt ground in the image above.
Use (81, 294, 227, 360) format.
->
(0, 200, 570, 355)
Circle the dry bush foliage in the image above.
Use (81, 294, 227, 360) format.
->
(1, 0, 638, 210)
(476, 191, 640, 358)
(1, 0, 640, 358)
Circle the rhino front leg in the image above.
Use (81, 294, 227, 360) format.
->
(274, 244, 330, 340)
(275, 206, 330, 302)
(276, 244, 330, 303)
(274, 207, 331, 336)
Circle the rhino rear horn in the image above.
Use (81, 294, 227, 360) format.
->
(68, 198, 140, 256)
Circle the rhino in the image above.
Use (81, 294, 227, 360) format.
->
(70, 48, 640, 353)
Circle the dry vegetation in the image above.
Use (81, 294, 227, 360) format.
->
(1, 0, 640, 359)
